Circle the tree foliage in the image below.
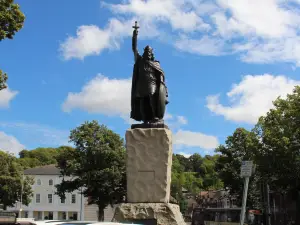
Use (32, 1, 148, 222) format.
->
(0, 70, 7, 90)
(0, 150, 33, 210)
(18, 147, 65, 168)
(214, 86, 300, 221)
(0, 0, 25, 40)
(215, 128, 262, 209)
(171, 153, 223, 203)
(0, 0, 25, 90)
(55, 121, 126, 221)
(254, 86, 300, 191)
(253, 86, 300, 222)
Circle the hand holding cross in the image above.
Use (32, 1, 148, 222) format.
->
(132, 21, 139, 36)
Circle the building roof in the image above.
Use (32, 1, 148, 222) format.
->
(24, 164, 61, 175)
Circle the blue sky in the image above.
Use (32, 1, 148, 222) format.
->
(1, 0, 300, 156)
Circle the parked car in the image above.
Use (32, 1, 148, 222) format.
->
(33, 222, 142, 225)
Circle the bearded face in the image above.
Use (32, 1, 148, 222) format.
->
(143, 46, 154, 60)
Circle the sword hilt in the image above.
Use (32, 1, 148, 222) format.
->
(132, 21, 140, 30)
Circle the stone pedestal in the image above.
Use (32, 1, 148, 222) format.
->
(126, 128, 172, 203)
(113, 203, 185, 225)
(112, 128, 185, 225)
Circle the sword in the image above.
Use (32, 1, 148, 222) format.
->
(132, 21, 140, 31)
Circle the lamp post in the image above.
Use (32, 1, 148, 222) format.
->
(78, 187, 83, 221)
(19, 173, 24, 218)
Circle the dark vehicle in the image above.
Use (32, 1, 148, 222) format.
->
(191, 208, 263, 225)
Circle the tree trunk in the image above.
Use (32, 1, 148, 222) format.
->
(295, 190, 300, 225)
(97, 205, 105, 221)
(264, 183, 271, 225)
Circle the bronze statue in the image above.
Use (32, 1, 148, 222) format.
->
(130, 21, 169, 128)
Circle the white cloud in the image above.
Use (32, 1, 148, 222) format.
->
(60, 25, 111, 60)
(233, 37, 300, 66)
(103, 0, 210, 32)
(216, 0, 297, 38)
(60, 17, 162, 60)
(0, 131, 25, 155)
(175, 35, 225, 56)
(62, 74, 131, 117)
(60, 19, 135, 60)
(177, 152, 192, 158)
(176, 116, 188, 125)
(173, 129, 219, 150)
(0, 122, 69, 147)
(206, 74, 300, 124)
(165, 114, 188, 130)
(62, 74, 190, 126)
(55, 0, 300, 66)
(0, 87, 18, 108)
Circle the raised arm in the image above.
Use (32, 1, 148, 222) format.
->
(132, 21, 139, 62)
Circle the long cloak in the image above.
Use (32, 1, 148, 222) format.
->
(130, 55, 168, 121)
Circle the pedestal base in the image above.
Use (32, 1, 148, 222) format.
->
(112, 203, 185, 225)
(126, 128, 172, 203)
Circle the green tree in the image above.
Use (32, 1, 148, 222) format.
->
(0, 150, 33, 210)
(254, 86, 300, 223)
(189, 153, 203, 174)
(171, 155, 184, 199)
(179, 198, 188, 214)
(215, 128, 262, 209)
(19, 147, 60, 166)
(201, 155, 223, 190)
(0, 70, 7, 90)
(171, 155, 203, 200)
(0, 0, 25, 90)
(17, 157, 41, 170)
(55, 121, 126, 221)
(171, 153, 223, 202)
(175, 154, 192, 171)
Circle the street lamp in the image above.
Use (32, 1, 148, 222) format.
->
(77, 187, 83, 221)
(19, 173, 24, 218)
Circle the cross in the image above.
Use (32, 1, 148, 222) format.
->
(132, 21, 139, 30)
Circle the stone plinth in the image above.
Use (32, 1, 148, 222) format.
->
(126, 128, 172, 203)
(113, 203, 185, 225)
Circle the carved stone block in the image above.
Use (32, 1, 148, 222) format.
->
(113, 203, 185, 225)
(126, 128, 172, 203)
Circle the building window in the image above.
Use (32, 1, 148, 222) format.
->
(48, 194, 53, 203)
(71, 194, 76, 204)
(36, 194, 41, 203)
(60, 196, 65, 204)
(70, 212, 78, 220)
(24, 212, 28, 218)
(62, 212, 66, 220)
(37, 212, 42, 220)
(48, 212, 53, 220)
(49, 179, 53, 186)
(36, 179, 41, 185)
(72, 212, 78, 220)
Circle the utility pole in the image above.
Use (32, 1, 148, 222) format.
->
(239, 161, 253, 225)
(79, 187, 83, 221)
(240, 177, 250, 225)
(262, 182, 271, 225)
(19, 173, 24, 218)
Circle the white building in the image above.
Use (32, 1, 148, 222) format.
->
(7, 165, 115, 221)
